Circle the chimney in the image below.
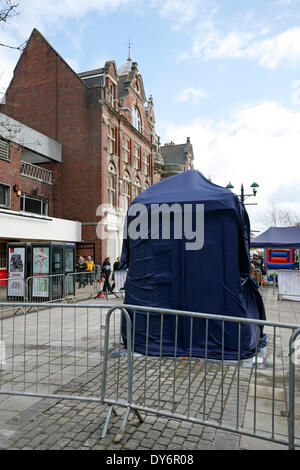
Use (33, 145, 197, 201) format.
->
(164, 141, 175, 146)
(187, 137, 190, 144)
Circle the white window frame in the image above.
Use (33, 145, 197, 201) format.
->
(123, 172, 131, 211)
(123, 137, 130, 163)
(133, 177, 141, 198)
(109, 83, 115, 107)
(108, 126, 116, 154)
(20, 193, 48, 216)
(132, 106, 141, 132)
(108, 163, 117, 207)
(144, 152, 150, 176)
(134, 145, 140, 170)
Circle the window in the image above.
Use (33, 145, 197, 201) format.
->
(134, 145, 141, 170)
(0, 183, 10, 208)
(123, 137, 130, 163)
(0, 242, 7, 269)
(144, 152, 150, 176)
(0, 139, 9, 161)
(133, 177, 141, 198)
(21, 194, 48, 216)
(106, 77, 116, 108)
(144, 181, 149, 190)
(108, 163, 117, 206)
(109, 83, 115, 107)
(132, 106, 141, 132)
(122, 171, 131, 211)
(108, 126, 116, 154)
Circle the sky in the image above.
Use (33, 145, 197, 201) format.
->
(1, 0, 300, 233)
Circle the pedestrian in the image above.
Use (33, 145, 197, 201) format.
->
(251, 252, 265, 286)
(102, 257, 112, 293)
(112, 256, 121, 290)
(86, 255, 94, 285)
(76, 256, 87, 288)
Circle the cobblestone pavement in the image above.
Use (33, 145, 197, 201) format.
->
(0, 286, 299, 450)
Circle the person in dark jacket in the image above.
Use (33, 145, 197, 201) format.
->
(112, 256, 121, 290)
(101, 257, 112, 293)
(76, 256, 87, 288)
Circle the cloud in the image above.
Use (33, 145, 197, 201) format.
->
(151, 0, 218, 30)
(161, 101, 300, 228)
(0, 45, 20, 95)
(0, 0, 140, 90)
(174, 86, 210, 104)
(248, 27, 300, 69)
(184, 25, 300, 69)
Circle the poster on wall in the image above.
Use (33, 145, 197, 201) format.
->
(8, 247, 25, 297)
(32, 246, 50, 297)
(33, 247, 49, 274)
(32, 276, 49, 298)
(65, 245, 75, 273)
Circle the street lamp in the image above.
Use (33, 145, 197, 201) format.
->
(226, 182, 259, 205)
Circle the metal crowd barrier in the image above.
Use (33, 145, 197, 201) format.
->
(278, 270, 300, 302)
(0, 271, 102, 308)
(0, 302, 137, 440)
(26, 274, 66, 303)
(0, 302, 299, 448)
(65, 272, 97, 301)
(0, 278, 25, 303)
(113, 270, 127, 297)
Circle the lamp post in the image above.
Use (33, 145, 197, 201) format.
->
(226, 182, 259, 205)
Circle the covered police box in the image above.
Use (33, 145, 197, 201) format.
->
(120, 170, 266, 360)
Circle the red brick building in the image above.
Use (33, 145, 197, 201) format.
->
(0, 112, 81, 280)
(1, 29, 194, 264)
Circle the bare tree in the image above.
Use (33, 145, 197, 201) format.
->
(0, 0, 33, 155)
(0, 1, 26, 52)
(260, 201, 300, 228)
(0, 0, 18, 23)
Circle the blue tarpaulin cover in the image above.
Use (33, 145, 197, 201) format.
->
(121, 170, 266, 360)
(251, 226, 300, 248)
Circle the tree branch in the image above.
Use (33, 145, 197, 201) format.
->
(0, 0, 19, 23)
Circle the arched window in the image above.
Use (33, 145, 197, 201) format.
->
(108, 163, 117, 207)
(122, 171, 131, 211)
(132, 106, 141, 132)
(133, 176, 141, 198)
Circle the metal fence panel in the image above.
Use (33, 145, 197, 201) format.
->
(66, 272, 97, 301)
(0, 278, 25, 303)
(278, 270, 300, 301)
(114, 304, 300, 449)
(0, 302, 136, 440)
(0, 301, 299, 448)
(26, 274, 66, 303)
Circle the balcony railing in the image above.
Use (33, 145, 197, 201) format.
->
(21, 161, 53, 185)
